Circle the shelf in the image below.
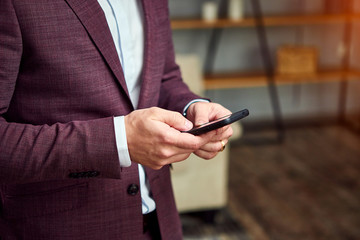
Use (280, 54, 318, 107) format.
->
(171, 14, 360, 29)
(172, 13, 360, 89)
(204, 69, 360, 89)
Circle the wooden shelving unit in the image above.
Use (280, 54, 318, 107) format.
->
(171, 14, 359, 29)
(171, 14, 360, 90)
(204, 69, 360, 89)
(172, 4, 359, 139)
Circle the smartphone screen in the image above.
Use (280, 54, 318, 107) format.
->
(184, 109, 249, 135)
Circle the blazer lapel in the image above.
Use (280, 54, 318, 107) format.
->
(64, 0, 131, 101)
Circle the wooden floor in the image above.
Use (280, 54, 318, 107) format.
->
(227, 125, 360, 240)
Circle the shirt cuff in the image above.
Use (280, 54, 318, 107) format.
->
(182, 99, 210, 117)
(113, 116, 132, 167)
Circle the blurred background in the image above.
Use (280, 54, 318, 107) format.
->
(168, 0, 360, 239)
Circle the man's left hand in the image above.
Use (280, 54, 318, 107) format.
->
(185, 102, 234, 159)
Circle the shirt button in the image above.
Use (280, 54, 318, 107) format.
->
(127, 184, 139, 196)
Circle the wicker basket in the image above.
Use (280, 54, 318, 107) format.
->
(276, 45, 318, 75)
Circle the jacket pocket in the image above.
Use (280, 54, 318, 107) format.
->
(3, 182, 88, 219)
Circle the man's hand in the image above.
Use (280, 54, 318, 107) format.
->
(186, 102, 234, 160)
(124, 107, 216, 169)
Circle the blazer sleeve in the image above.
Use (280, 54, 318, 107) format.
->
(157, 1, 205, 113)
(0, 1, 121, 184)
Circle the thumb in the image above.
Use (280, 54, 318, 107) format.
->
(156, 109, 193, 131)
(193, 109, 209, 127)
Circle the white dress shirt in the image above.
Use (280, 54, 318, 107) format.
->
(97, 0, 155, 214)
(98, 0, 208, 214)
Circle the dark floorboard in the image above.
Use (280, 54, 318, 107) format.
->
(181, 124, 360, 240)
(227, 125, 360, 240)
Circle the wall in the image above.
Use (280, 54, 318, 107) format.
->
(169, 0, 360, 126)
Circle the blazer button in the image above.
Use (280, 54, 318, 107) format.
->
(127, 184, 139, 196)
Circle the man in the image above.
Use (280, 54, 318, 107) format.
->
(0, 0, 233, 239)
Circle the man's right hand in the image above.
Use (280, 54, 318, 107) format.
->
(124, 107, 215, 169)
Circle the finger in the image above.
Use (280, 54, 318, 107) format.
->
(167, 152, 192, 164)
(203, 126, 233, 142)
(207, 105, 232, 122)
(168, 130, 216, 151)
(191, 104, 211, 126)
(215, 124, 231, 135)
(147, 126, 214, 158)
(194, 149, 219, 160)
(148, 152, 191, 170)
(199, 139, 228, 152)
(152, 108, 193, 132)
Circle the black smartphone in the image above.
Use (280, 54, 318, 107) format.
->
(184, 109, 249, 135)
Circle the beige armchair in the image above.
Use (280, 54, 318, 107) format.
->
(171, 54, 242, 213)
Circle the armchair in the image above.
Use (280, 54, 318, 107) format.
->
(171, 54, 242, 213)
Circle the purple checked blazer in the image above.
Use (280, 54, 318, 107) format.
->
(0, 0, 200, 239)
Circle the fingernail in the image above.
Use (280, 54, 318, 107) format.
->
(185, 120, 193, 129)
